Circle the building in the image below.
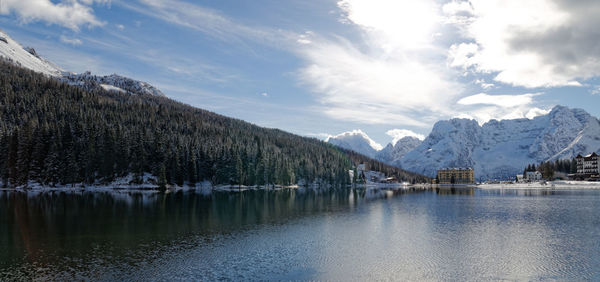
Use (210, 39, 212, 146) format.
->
(576, 153, 600, 175)
(525, 171, 542, 181)
(437, 168, 475, 184)
(516, 174, 524, 182)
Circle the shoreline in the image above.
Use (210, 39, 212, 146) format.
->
(0, 181, 431, 193)
(478, 180, 600, 190)
(7, 180, 600, 193)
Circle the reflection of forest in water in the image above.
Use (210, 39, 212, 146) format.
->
(0, 187, 422, 276)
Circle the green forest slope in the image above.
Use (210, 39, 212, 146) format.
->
(0, 62, 428, 188)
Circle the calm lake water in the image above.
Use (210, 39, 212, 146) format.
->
(1, 187, 600, 280)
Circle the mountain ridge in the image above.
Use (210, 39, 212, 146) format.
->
(400, 105, 600, 179)
(327, 106, 600, 181)
(0, 29, 165, 97)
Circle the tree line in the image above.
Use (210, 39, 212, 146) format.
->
(522, 159, 576, 180)
(0, 61, 426, 188)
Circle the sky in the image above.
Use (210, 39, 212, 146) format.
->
(1, 0, 600, 148)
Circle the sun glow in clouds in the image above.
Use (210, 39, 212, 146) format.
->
(299, 0, 461, 127)
(338, 0, 439, 50)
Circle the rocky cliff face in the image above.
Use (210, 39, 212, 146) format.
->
(376, 137, 422, 166)
(399, 106, 600, 180)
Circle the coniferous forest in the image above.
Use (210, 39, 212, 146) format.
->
(0, 62, 428, 188)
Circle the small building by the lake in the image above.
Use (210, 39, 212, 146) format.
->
(526, 171, 542, 181)
(437, 168, 475, 184)
(516, 174, 524, 182)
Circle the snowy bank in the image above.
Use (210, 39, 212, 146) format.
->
(478, 181, 600, 190)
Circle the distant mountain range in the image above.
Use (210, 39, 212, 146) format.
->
(326, 130, 422, 163)
(328, 106, 600, 180)
(0, 29, 164, 97)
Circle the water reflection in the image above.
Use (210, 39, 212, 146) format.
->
(434, 186, 476, 196)
(1, 188, 600, 280)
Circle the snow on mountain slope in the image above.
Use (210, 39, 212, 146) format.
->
(100, 84, 126, 93)
(326, 130, 383, 158)
(0, 29, 165, 97)
(0, 30, 62, 76)
(399, 106, 600, 180)
(62, 72, 166, 97)
(376, 136, 422, 165)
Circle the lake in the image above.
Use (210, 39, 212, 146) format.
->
(1, 187, 600, 280)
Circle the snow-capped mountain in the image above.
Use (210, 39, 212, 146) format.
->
(399, 106, 600, 180)
(0, 30, 62, 76)
(326, 130, 422, 163)
(326, 130, 383, 158)
(0, 29, 164, 97)
(375, 136, 422, 166)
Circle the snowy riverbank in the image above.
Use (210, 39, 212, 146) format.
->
(0, 176, 430, 193)
(478, 181, 600, 190)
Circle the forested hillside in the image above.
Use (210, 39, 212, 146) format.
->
(0, 62, 426, 188)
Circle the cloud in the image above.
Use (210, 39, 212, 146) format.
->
(386, 129, 425, 144)
(59, 35, 82, 45)
(116, 24, 125, 31)
(457, 93, 540, 108)
(297, 0, 462, 127)
(261, 92, 268, 97)
(119, 0, 293, 46)
(445, 0, 600, 88)
(474, 79, 494, 89)
(455, 93, 549, 123)
(337, 0, 440, 50)
(0, 0, 107, 31)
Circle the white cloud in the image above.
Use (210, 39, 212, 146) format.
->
(119, 0, 292, 46)
(386, 129, 425, 144)
(525, 107, 551, 119)
(338, 0, 440, 50)
(474, 79, 494, 89)
(59, 35, 82, 45)
(0, 0, 107, 31)
(455, 93, 549, 123)
(445, 0, 600, 88)
(261, 92, 268, 97)
(457, 93, 540, 108)
(298, 0, 461, 127)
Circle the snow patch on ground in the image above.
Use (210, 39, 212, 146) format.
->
(100, 83, 126, 93)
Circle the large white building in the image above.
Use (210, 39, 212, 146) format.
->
(576, 153, 600, 175)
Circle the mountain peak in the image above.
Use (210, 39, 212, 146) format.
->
(376, 136, 422, 166)
(327, 130, 383, 151)
(326, 130, 383, 158)
(0, 30, 62, 76)
(0, 29, 165, 97)
(400, 105, 600, 179)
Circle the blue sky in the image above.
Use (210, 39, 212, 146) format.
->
(1, 0, 599, 147)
